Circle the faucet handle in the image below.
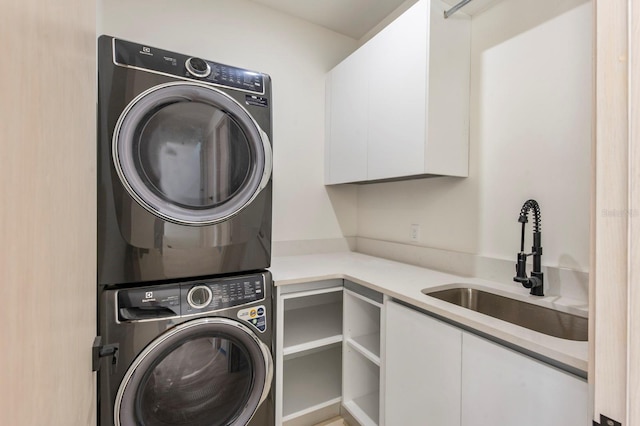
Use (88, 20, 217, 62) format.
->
(514, 252, 528, 281)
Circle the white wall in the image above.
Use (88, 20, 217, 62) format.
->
(357, 0, 592, 271)
(99, 0, 592, 270)
(99, 0, 358, 244)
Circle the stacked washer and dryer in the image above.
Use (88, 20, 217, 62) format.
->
(95, 36, 275, 426)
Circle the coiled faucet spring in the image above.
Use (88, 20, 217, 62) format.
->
(519, 199, 541, 233)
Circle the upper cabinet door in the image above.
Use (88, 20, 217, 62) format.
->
(326, 45, 370, 185)
(423, 0, 471, 176)
(325, 0, 471, 185)
(367, 0, 428, 181)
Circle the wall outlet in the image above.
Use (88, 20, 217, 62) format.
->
(410, 224, 420, 242)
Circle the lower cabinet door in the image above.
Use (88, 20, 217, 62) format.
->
(461, 333, 589, 426)
(385, 301, 462, 426)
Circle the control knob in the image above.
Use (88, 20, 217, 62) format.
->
(185, 57, 211, 78)
(187, 285, 212, 309)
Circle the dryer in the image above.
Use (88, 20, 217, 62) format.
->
(97, 36, 273, 286)
(96, 271, 275, 426)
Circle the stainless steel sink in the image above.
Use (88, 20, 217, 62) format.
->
(421, 287, 588, 341)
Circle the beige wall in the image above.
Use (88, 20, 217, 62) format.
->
(356, 0, 593, 272)
(98, 0, 359, 245)
(0, 0, 97, 425)
(591, 0, 639, 423)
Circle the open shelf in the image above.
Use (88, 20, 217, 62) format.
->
(277, 284, 344, 426)
(283, 345, 342, 419)
(284, 341, 341, 361)
(347, 333, 381, 365)
(283, 301, 343, 354)
(343, 286, 382, 426)
(344, 289, 381, 363)
(343, 345, 380, 425)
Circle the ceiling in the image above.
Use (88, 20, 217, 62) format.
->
(248, 0, 412, 39)
(249, 0, 503, 40)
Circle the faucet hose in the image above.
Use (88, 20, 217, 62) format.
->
(519, 199, 541, 233)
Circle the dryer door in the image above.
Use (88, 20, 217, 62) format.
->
(114, 318, 273, 426)
(113, 81, 272, 226)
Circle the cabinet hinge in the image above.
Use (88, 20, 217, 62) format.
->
(92, 336, 119, 372)
(593, 414, 622, 426)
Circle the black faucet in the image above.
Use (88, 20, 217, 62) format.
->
(513, 199, 544, 296)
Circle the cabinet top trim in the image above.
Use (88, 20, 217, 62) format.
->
(280, 286, 343, 300)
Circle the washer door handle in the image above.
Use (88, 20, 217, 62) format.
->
(258, 129, 273, 193)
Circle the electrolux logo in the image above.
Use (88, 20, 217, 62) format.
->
(140, 46, 153, 56)
(142, 291, 156, 302)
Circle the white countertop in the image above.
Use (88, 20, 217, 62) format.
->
(271, 251, 588, 374)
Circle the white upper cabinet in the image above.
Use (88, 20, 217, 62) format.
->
(367, 5, 428, 181)
(325, 0, 471, 184)
(326, 46, 370, 184)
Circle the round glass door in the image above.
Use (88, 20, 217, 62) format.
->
(115, 318, 272, 426)
(113, 82, 272, 226)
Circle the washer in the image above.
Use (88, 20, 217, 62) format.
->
(96, 271, 275, 426)
(97, 35, 273, 286)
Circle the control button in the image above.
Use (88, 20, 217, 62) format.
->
(257, 307, 265, 316)
(185, 57, 211, 78)
(187, 285, 213, 309)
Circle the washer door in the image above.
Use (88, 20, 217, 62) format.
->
(113, 82, 272, 226)
(114, 318, 273, 426)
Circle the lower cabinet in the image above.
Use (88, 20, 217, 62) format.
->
(385, 300, 462, 426)
(384, 300, 589, 426)
(461, 333, 589, 426)
(277, 291, 588, 426)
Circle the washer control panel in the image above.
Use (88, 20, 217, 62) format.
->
(181, 274, 266, 315)
(113, 38, 265, 94)
(117, 273, 266, 322)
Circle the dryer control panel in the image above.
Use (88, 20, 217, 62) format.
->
(112, 38, 265, 94)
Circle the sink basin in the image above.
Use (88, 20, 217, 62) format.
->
(421, 287, 588, 341)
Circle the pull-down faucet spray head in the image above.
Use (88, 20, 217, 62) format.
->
(513, 199, 544, 296)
